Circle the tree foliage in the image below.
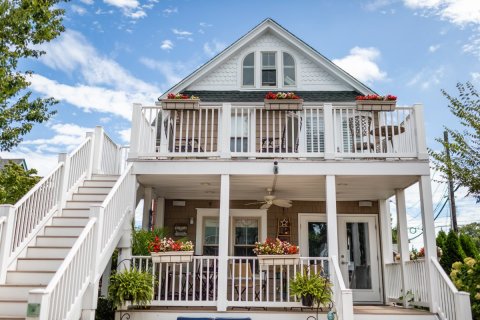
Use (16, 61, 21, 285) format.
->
(460, 233, 479, 259)
(436, 229, 448, 253)
(429, 82, 480, 201)
(0, 161, 41, 204)
(450, 258, 480, 319)
(441, 230, 466, 274)
(460, 222, 480, 251)
(0, 0, 66, 151)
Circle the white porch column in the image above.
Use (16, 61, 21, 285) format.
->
(326, 175, 338, 258)
(217, 174, 230, 311)
(395, 189, 410, 307)
(154, 197, 165, 228)
(142, 187, 153, 230)
(379, 199, 393, 264)
(419, 175, 438, 313)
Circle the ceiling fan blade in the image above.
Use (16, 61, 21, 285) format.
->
(273, 199, 292, 208)
(260, 203, 272, 209)
(244, 201, 265, 206)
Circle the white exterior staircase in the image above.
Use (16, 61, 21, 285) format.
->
(0, 127, 134, 320)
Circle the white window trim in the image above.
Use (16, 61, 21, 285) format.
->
(196, 208, 267, 255)
(241, 52, 255, 88)
(282, 51, 297, 88)
(260, 51, 278, 88)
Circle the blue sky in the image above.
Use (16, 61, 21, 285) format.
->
(4, 0, 480, 244)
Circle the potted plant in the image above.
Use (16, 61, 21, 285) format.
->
(108, 268, 154, 310)
(264, 92, 303, 110)
(148, 236, 194, 263)
(355, 94, 397, 111)
(161, 93, 200, 110)
(253, 238, 300, 266)
(290, 271, 332, 308)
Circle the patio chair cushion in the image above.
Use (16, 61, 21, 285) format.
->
(177, 318, 214, 320)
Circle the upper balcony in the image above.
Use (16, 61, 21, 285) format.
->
(129, 102, 428, 162)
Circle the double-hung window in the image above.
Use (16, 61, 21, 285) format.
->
(203, 217, 219, 255)
(242, 52, 255, 87)
(261, 52, 276, 86)
(283, 52, 296, 86)
(233, 218, 259, 256)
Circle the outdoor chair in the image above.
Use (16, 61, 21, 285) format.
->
(348, 113, 374, 153)
(229, 262, 261, 302)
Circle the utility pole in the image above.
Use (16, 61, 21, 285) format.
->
(444, 131, 458, 232)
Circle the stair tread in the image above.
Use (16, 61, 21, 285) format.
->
(9, 270, 56, 273)
(74, 192, 109, 195)
(18, 257, 64, 261)
(66, 200, 103, 202)
(45, 226, 84, 228)
(37, 235, 78, 238)
(0, 300, 27, 303)
(0, 284, 46, 287)
(29, 246, 71, 248)
(54, 216, 89, 219)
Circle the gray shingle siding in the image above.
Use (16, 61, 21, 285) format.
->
(177, 91, 360, 103)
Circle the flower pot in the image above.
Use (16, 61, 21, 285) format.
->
(118, 300, 131, 311)
(151, 251, 194, 263)
(301, 294, 314, 307)
(161, 99, 200, 110)
(264, 99, 303, 111)
(356, 100, 396, 111)
(257, 253, 300, 266)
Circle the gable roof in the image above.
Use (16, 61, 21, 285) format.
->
(159, 18, 376, 99)
(0, 158, 27, 170)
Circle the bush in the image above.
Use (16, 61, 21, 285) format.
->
(132, 227, 166, 255)
(108, 269, 154, 308)
(441, 230, 466, 274)
(460, 233, 479, 259)
(95, 297, 114, 320)
(436, 230, 447, 253)
(450, 257, 480, 319)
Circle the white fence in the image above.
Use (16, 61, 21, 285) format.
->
(384, 262, 402, 303)
(330, 256, 353, 320)
(132, 255, 218, 306)
(131, 103, 425, 160)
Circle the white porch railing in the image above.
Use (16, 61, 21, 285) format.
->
(132, 255, 218, 306)
(431, 258, 472, 320)
(332, 106, 417, 157)
(405, 260, 429, 307)
(384, 262, 402, 303)
(131, 103, 426, 160)
(330, 256, 353, 320)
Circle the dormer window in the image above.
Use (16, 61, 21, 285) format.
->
(283, 52, 296, 86)
(261, 52, 276, 86)
(242, 52, 255, 86)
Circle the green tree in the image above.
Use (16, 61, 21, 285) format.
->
(0, 0, 67, 151)
(459, 222, 480, 251)
(436, 229, 448, 255)
(0, 161, 41, 204)
(441, 230, 466, 274)
(429, 82, 480, 201)
(460, 233, 479, 259)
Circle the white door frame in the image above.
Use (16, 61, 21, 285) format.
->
(195, 208, 267, 255)
(298, 213, 383, 303)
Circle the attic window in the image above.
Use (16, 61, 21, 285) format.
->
(283, 52, 296, 86)
(242, 52, 255, 86)
(261, 52, 276, 86)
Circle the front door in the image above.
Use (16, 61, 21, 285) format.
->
(299, 214, 381, 303)
(338, 216, 381, 302)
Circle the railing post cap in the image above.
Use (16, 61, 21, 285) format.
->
(0, 204, 14, 208)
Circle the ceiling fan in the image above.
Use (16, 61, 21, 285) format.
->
(245, 188, 292, 209)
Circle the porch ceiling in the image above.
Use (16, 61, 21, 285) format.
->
(137, 174, 419, 201)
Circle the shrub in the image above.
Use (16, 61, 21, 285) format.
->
(441, 230, 466, 274)
(460, 233, 479, 259)
(450, 257, 480, 319)
(131, 227, 166, 255)
(95, 297, 114, 320)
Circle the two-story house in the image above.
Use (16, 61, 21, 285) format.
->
(0, 18, 471, 320)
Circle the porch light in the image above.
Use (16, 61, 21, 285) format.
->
(189, 217, 194, 225)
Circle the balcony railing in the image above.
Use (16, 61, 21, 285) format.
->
(130, 103, 426, 160)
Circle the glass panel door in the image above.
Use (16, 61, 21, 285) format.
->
(338, 216, 381, 302)
(308, 222, 328, 257)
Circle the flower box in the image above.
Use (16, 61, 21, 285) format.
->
(151, 251, 194, 263)
(356, 100, 396, 111)
(257, 253, 300, 266)
(264, 99, 303, 111)
(161, 99, 200, 110)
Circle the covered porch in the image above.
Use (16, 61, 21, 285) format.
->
(130, 171, 443, 316)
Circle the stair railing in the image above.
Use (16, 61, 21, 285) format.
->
(330, 256, 353, 320)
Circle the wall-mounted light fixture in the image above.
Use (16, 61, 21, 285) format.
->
(189, 217, 194, 225)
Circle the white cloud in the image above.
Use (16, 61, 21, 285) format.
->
(80, 0, 94, 4)
(0, 149, 57, 176)
(126, 9, 146, 19)
(172, 28, 192, 36)
(364, 0, 395, 11)
(104, 0, 138, 9)
(71, 5, 87, 15)
(161, 39, 174, 51)
(24, 123, 92, 147)
(118, 128, 131, 143)
(199, 22, 212, 28)
(332, 47, 387, 85)
(472, 72, 480, 82)
(163, 7, 178, 16)
(139, 58, 185, 89)
(34, 30, 158, 117)
(463, 33, 480, 59)
(404, 0, 480, 26)
(429, 44, 440, 52)
(203, 40, 226, 57)
(407, 66, 445, 90)
(29, 74, 154, 120)
(99, 117, 111, 123)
